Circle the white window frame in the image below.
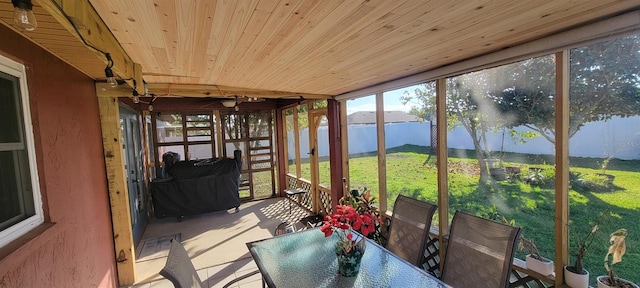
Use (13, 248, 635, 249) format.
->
(0, 54, 44, 248)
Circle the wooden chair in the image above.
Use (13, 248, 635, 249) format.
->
(160, 239, 205, 288)
(386, 195, 437, 267)
(441, 210, 522, 288)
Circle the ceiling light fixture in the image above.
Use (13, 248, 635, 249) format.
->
(104, 53, 118, 88)
(12, 0, 37, 32)
(221, 99, 236, 108)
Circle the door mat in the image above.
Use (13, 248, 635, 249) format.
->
(136, 233, 181, 262)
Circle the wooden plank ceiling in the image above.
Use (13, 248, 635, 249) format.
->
(2, 0, 640, 99)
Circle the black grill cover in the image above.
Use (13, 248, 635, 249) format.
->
(151, 154, 241, 219)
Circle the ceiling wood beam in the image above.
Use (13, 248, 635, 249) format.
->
(146, 83, 333, 99)
(35, 0, 144, 94)
(96, 82, 333, 100)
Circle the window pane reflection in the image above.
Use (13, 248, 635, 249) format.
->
(383, 83, 438, 213)
(446, 55, 556, 261)
(568, 34, 640, 285)
(345, 95, 379, 198)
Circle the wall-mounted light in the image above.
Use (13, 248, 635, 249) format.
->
(104, 53, 118, 88)
(12, 0, 37, 32)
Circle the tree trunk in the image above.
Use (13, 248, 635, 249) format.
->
(469, 125, 490, 181)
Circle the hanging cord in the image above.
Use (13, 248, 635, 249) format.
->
(132, 64, 142, 94)
(105, 53, 114, 68)
(50, 0, 109, 57)
(216, 85, 227, 97)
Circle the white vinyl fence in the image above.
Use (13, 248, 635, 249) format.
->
(288, 116, 640, 160)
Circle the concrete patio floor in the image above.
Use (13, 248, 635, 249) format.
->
(124, 197, 313, 288)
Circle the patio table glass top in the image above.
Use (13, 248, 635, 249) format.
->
(246, 227, 450, 287)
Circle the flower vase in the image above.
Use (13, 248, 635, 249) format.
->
(336, 239, 366, 277)
(337, 249, 364, 277)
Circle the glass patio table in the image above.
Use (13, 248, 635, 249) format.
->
(246, 228, 451, 287)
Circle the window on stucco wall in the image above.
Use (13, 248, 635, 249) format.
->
(0, 54, 44, 248)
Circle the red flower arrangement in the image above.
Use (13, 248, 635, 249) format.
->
(321, 205, 381, 254)
(339, 187, 384, 245)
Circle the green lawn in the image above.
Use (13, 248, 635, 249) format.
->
(291, 145, 640, 284)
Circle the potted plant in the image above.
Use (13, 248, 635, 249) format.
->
(597, 229, 637, 288)
(486, 207, 554, 276)
(520, 237, 554, 276)
(485, 157, 507, 181)
(596, 158, 616, 186)
(339, 186, 384, 245)
(320, 205, 378, 277)
(565, 212, 607, 288)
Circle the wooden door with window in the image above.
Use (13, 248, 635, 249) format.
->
(221, 111, 275, 200)
(119, 105, 147, 243)
(308, 109, 331, 215)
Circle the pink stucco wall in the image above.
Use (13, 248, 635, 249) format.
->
(0, 25, 118, 287)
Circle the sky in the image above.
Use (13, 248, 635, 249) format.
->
(345, 84, 424, 115)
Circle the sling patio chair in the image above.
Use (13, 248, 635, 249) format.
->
(385, 195, 437, 267)
(440, 210, 522, 288)
(160, 239, 205, 288)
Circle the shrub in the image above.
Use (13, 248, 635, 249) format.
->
(571, 173, 614, 192)
(525, 167, 555, 188)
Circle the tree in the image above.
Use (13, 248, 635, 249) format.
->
(222, 111, 273, 153)
(446, 74, 506, 181)
(403, 75, 504, 181)
(487, 55, 556, 143)
(569, 35, 640, 131)
(492, 36, 640, 144)
(284, 103, 310, 131)
(402, 35, 640, 182)
(402, 81, 436, 122)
